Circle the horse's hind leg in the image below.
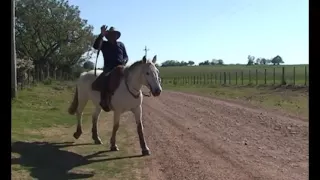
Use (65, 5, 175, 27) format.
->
(110, 111, 121, 151)
(91, 106, 103, 144)
(73, 96, 88, 140)
(132, 105, 150, 156)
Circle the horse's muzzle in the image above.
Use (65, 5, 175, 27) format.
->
(151, 88, 161, 97)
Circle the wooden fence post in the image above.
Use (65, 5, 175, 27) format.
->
(264, 69, 267, 84)
(293, 67, 296, 85)
(249, 70, 251, 85)
(236, 72, 238, 85)
(241, 71, 244, 85)
(215, 73, 217, 84)
(304, 66, 307, 86)
(281, 67, 285, 85)
(273, 68, 276, 85)
(255, 69, 258, 85)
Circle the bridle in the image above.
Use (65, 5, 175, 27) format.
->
(124, 70, 152, 99)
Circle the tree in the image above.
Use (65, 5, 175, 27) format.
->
(15, 0, 95, 79)
(83, 61, 94, 70)
(260, 58, 267, 65)
(255, 58, 261, 65)
(247, 55, 255, 66)
(210, 59, 218, 65)
(271, 55, 284, 65)
(199, 60, 210, 66)
(188, 61, 195, 66)
(16, 58, 34, 83)
(217, 59, 224, 65)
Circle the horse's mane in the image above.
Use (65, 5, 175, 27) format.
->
(125, 59, 153, 72)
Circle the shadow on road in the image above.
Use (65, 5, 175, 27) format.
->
(11, 141, 143, 180)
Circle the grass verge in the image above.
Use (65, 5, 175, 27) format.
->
(12, 81, 146, 180)
(164, 84, 308, 119)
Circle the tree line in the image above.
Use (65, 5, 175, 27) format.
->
(160, 55, 285, 67)
(15, 0, 96, 82)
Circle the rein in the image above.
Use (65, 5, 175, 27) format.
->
(94, 38, 104, 76)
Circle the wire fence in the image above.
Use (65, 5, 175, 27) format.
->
(16, 69, 78, 91)
(161, 66, 309, 87)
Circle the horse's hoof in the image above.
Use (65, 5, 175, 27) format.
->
(73, 132, 81, 139)
(142, 149, 151, 156)
(94, 139, 103, 145)
(110, 146, 119, 151)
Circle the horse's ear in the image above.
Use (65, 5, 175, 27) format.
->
(152, 55, 157, 64)
(142, 56, 147, 63)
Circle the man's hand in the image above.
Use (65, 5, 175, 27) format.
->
(100, 25, 108, 36)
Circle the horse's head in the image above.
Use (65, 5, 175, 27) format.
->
(139, 55, 162, 97)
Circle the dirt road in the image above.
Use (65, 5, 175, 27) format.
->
(142, 91, 308, 180)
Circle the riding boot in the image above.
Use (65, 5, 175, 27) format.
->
(100, 87, 111, 112)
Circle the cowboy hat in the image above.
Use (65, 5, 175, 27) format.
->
(105, 26, 121, 40)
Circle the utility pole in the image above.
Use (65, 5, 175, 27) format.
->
(143, 45, 149, 58)
(11, 0, 17, 98)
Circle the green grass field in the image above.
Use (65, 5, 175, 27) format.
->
(159, 64, 309, 86)
(158, 65, 308, 119)
(11, 82, 146, 180)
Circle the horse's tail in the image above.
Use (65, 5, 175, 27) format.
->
(68, 86, 79, 115)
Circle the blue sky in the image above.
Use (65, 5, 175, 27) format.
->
(69, 0, 308, 67)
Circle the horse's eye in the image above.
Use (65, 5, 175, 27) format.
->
(146, 72, 150, 75)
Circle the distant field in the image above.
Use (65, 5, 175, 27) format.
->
(159, 64, 309, 86)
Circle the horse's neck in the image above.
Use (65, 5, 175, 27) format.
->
(124, 68, 142, 93)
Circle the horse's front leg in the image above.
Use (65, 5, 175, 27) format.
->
(110, 111, 121, 151)
(132, 105, 150, 156)
(91, 106, 103, 144)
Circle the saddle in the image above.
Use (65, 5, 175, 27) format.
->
(91, 65, 125, 93)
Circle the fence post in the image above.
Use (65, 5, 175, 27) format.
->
(273, 68, 276, 85)
(255, 69, 258, 85)
(249, 70, 251, 85)
(215, 73, 217, 84)
(241, 71, 244, 85)
(223, 72, 227, 85)
(205, 74, 208, 84)
(228, 72, 231, 85)
(293, 67, 296, 85)
(219, 72, 222, 84)
(236, 72, 238, 85)
(304, 66, 307, 86)
(281, 67, 285, 85)
(210, 73, 213, 84)
(264, 69, 267, 84)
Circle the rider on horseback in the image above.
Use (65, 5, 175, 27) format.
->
(92, 25, 128, 112)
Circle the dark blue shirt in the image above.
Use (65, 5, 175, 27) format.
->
(93, 35, 129, 72)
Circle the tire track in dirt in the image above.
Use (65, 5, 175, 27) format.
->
(142, 91, 308, 180)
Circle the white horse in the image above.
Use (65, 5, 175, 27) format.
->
(68, 55, 162, 156)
